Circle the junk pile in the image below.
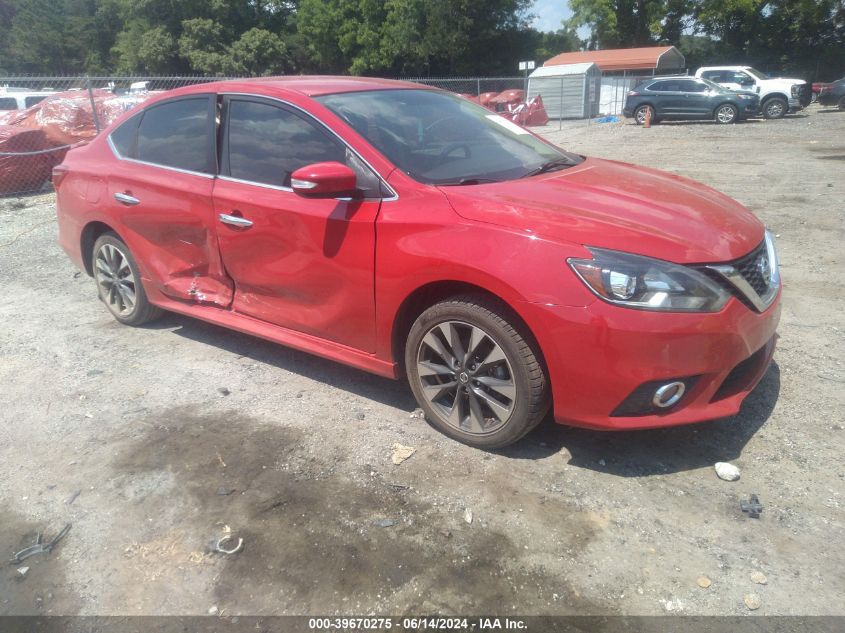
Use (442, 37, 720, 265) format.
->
(0, 89, 149, 195)
(457, 90, 550, 127)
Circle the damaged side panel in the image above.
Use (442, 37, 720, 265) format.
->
(106, 159, 234, 307)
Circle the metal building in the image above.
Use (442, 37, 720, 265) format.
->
(526, 62, 601, 119)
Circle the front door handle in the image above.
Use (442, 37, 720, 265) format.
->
(114, 192, 140, 206)
(219, 213, 253, 228)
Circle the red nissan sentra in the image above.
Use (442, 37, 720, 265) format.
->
(54, 77, 781, 448)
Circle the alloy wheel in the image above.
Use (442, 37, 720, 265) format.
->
(635, 107, 651, 124)
(716, 105, 736, 123)
(95, 243, 137, 317)
(415, 320, 516, 435)
(765, 100, 785, 118)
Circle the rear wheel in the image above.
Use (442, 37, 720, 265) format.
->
(405, 296, 550, 449)
(92, 233, 162, 326)
(839, 96, 845, 111)
(634, 105, 656, 125)
(714, 103, 739, 124)
(762, 97, 787, 119)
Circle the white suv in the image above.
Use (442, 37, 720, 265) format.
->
(695, 66, 811, 119)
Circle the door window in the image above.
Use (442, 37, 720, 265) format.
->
(679, 80, 708, 93)
(648, 80, 682, 92)
(224, 98, 381, 196)
(701, 71, 725, 82)
(0, 97, 17, 110)
(135, 97, 215, 174)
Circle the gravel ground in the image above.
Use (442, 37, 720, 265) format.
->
(0, 104, 843, 618)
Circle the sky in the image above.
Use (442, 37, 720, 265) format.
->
(530, 0, 573, 33)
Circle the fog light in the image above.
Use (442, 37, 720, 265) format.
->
(652, 382, 686, 408)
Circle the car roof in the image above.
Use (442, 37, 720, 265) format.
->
(698, 66, 750, 71)
(165, 76, 429, 98)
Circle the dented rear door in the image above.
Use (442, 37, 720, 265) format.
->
(105, 94, 234, 307)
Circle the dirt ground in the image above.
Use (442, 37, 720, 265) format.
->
(0, 104, 843, 618)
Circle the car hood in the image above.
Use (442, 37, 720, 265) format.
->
(438, 157, 764, 264)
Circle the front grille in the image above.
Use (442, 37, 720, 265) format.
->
(699, 239, 777, 312)
(734, 242, 770, 296)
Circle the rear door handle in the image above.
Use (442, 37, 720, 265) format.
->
(219, 213, 253, 228)
(114, 192, 140, 206)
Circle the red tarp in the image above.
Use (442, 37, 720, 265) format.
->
(0, 126, 55, 194)
(0, 89, 149, 194)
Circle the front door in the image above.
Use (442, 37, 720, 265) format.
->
(213, 96, 385, 353)
(105, 95, 234, 307)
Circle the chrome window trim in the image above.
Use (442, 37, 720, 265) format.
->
(221, 92, 399, 202)
(218, 173, 293, 193)
(107, 134, 215, 179)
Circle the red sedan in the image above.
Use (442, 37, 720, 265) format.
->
(54, 77, 781, 448)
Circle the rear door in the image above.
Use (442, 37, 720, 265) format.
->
(212, 96, 385, 353)
(677, 79, 712, 116)
(647, 80, 683, 116)
(105, 95, 234, 307)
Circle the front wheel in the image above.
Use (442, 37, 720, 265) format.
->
(404, 296, 550, 449)
(762, 97, 788, 119)
(714, 103, 739, 124)
(92, 233, 163, 326)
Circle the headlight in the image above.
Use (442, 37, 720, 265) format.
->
(568, 248, 730, 312)
(738, 94, 754, 100)
(791, 85, 800, 97)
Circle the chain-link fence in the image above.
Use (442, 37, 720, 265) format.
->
(1, 73, 647, 197)
(0, 75, 234, 197)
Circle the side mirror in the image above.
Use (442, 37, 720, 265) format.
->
(291, 162, 357, 198)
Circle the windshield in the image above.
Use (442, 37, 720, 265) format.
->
(746, 68, 767, 79)
(316, 89, 582, 185)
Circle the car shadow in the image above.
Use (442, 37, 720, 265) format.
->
(816, 108, 843, 114)
(626, 119, 764, 127)
(498, 363, 781, 476)
(140, 312, 780, 470)
(143, 312, 418, 412)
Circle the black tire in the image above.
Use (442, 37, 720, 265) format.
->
(762, 97, 788, 119)
(92, 233, 163, 326)
(714, 103, 739, 124)
(634, 105, 657, 125)
(404, 295, 550, 449)
(839, 96, 845, 111)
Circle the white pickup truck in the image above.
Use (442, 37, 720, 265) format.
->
(694, 66, 811, 119)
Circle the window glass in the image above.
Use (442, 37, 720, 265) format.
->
(680, 81, 708, 93)
(226, 99, 380, 195)
(317, 89, 582, 185)
(136, 97, 212, 174)
(732, 72, 754, 84)
(24, 95, 48, 108)
(109, 113, 141, 157)
(701, 71, 723, 82)
(648, 81, 680, 92)
(0, 97, 17, 110)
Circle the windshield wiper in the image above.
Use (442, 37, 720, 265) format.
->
(520, 157, 576, 178)
(438, 177, 500, 186)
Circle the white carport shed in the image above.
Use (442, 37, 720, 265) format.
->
(526, 62, 601, 119)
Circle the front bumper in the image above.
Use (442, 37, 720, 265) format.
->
(521, 292, 781, 430)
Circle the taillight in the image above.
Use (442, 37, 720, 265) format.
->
(52, 165, 69, 189)
(627, 91, 640, 97)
